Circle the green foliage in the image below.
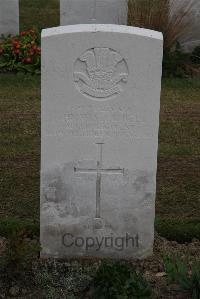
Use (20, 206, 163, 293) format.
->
(161, 77, 200, 89)
(0, 219, 39, 275)
(0, 218, 40, 276)
(0, 218, 39, 239)
(164, 255, 200, 299)
(155, 218, 200, 243)
(90, 262, 151, 299)
(163, 43, 190, 78)
(0, 29, 41, 74)
(179, 264, 200, 299)
(191, 46, 200, 64)
(0, 228, 40, 276)
(163, 43, 200, 78)
(163, 255, 188, 284)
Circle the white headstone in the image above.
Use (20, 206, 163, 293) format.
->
(41, 24, 163, 259)
(0, 0, 19, 37)
(60, 0, 128, 25)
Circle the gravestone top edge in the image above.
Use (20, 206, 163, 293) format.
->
(42, 24, 163, 41)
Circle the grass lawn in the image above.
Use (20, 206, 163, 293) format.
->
(157, 79, 200, 221)
(20, 0, 60, 31)
(0, 0, 199, 241)
(0, 75, 40, 220)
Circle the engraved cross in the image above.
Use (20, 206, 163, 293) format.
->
(74, 143, 124, 219)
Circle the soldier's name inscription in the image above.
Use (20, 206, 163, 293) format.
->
(45, 104, 146, 138)
(65, 104, 136, 137)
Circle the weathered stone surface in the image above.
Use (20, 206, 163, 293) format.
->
(41, 24, 163, 259)
(60, 0, 128, 25)
(0, 0, 19, 37)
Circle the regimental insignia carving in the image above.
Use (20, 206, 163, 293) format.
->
(74, 48, 129, 100)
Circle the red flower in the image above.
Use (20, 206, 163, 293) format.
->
(0, 48, 3, 54)
(20, 31, 26, 36)
(28, 49, 34, 56)
(14, 49, 20, 55)
(25, 57, 32, 64)
(32, 45, 37, 50)
(12, 39, 19, 46)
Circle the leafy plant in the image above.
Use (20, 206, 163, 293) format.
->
(180, 263, 200, 299)
(163, 42, 190, 78)
(0, 28, 41, 74)
(0, 218, 39, 239)
(191, 46, 200, 64)
(0, 228, 40, 277)
(90, 262, 151, 299)
(163, 255, 188, 284)
(155, 218, 200, 243)
(164, 255, 200, 299)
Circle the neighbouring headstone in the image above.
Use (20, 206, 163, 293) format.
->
(0, 0, 19, 37)
(41, 24, 163, 259)
(60, 0, 128, 25)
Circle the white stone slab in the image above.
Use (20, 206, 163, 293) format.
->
(0, 0, 19, 37)
(41, 24, 163, 259)
(60, 0, 128, 25)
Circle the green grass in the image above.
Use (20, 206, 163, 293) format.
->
(156, 79, 200, 223)
(0, 74, 40, 220)
(19, 0, 59, 31)
(155, 218, 200, 243)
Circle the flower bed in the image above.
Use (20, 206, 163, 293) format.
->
(0, 29, 41, 74)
